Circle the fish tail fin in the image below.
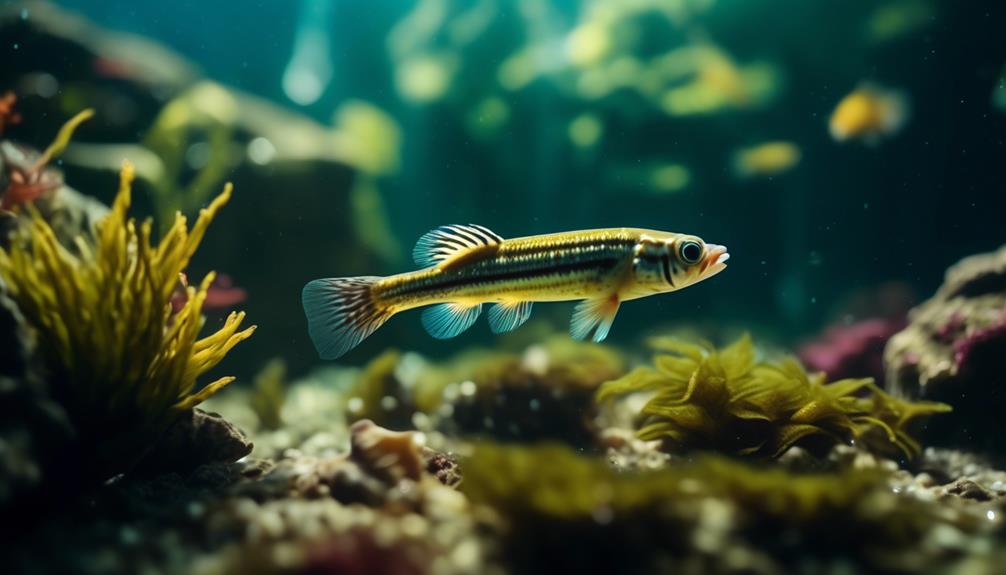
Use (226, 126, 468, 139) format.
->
(302, 276, 392, 359)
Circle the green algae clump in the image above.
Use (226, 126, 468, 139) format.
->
(0, 161, 255, 475)
(597, 335, 950, 458)
(461, 442, 980, 574)
(463, 441, 883, 523)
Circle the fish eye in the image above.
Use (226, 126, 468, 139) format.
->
(678, 241, 703, 265)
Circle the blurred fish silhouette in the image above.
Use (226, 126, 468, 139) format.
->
(829, 84, 909, 144)
(303, 225, 729, 359)
(282, 0, 334, 105)
(733, 141, 801, 178)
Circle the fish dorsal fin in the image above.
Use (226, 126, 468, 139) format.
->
(413, 224, 503, 268)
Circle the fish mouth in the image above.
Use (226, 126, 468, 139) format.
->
(702, 244, 730, 276)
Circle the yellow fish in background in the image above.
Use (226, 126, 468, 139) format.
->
(829, 84, 909, 143)
(732, 141, 801, 178)
(303, 225, 729, 359)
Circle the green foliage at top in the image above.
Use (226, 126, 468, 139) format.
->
(596, 335, 951, 458)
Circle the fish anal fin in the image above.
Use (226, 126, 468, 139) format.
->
(570, 295, 620, 343)
(413, 224, 503, 269)
(487, 301, 534, 334)
(421, 302, 483, 339)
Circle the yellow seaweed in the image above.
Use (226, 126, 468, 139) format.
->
(596, 335, 949, 458)
(0, 161, 255, 453)
(30, 108, 95, 173)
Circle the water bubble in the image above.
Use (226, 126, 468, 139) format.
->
(347, 397, 364, 414)
(247, 137, 276, 165)
(184, 142, 211, 170)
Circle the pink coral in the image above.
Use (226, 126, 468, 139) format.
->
(799, 318, 905, 382)
(952, 315, 1006, 368)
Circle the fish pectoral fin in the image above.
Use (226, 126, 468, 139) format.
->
(570, 295, 620, 343)
(421, 302, 483, 339)
(487, 301, 534, 334)
(413, 224, 503, 268)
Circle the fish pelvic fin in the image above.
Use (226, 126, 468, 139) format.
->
(422, 302, 483, 339)
(302, 276, 391, 359)
(413, 224, 503, 269)
(570, 295, 620, 343)
(487, 301, 534, 334)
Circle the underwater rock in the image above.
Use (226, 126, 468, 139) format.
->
(239, 420, 459, 511)
(885, 245, 1006, 450)
(0, 275, 32, 376)
(0, 277, 72, 510)
(944, 478, 995, 502)
(136, 409, 253, 476)
(349, 419, 425, 485)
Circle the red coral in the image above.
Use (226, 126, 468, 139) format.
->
(1, 159, 63, 210)
(170, 272, 248, 313)
(0, 91, 21, 136)
(1, 92, 63, 211)
(799, 317, 905, 382)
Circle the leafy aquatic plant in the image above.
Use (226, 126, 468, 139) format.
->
(0, 161, 254, 474)
(345, 348, 413, 428)
(596, 335, 950, 458)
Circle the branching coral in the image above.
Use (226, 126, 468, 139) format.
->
(597, 335, 949, 459)
(0, 161, 254, 473)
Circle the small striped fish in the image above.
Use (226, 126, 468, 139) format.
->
(303, 225, 729, 359)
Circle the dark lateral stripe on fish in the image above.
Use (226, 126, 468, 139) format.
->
(660, 253, 675, 287)
(383, 256, 623, 298)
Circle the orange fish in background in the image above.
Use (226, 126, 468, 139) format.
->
(829, 84, 909, 143)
